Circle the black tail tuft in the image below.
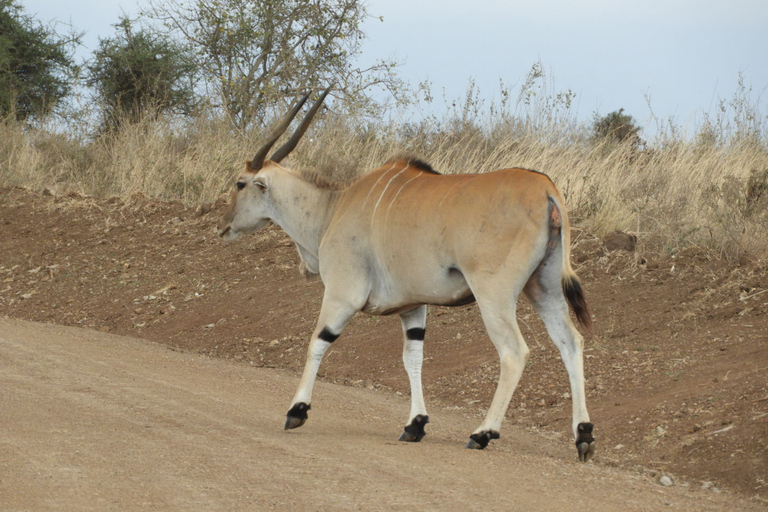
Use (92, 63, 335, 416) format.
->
(563, 275, 592, 331)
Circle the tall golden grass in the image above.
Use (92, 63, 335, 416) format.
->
(2, 83, 767, 260)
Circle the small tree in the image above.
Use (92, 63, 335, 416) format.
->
(86, 16, 199, 130)
(591, 108, 644, 148)
(145, 0, 402, 129)
(0, 0, 80, 121)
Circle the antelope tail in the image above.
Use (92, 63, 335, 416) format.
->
(548, 194, 592, 331)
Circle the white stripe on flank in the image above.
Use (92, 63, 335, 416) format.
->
(370, 165, 408, 228)
(384, 174, 421, 225)
(361, 162, 398, 211)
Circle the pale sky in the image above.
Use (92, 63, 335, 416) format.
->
(22, 0, 768, 135)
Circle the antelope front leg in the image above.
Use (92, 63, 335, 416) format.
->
(398, 306, 429, 442)
(285, 300, 356, 430)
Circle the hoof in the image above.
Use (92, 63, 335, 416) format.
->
(576, 422, 596, 462)
(465, 430, 500, 450)
(285, 402, 310, 430)
(399, 414, 429, 442)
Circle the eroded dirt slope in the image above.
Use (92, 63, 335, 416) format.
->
(1, 187, 766, 503)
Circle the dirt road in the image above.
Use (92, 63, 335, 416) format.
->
(1, 318, 759, 511)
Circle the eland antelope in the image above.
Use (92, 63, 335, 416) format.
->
(217, 91, 596, 462)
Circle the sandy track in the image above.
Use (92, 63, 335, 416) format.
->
(0, 317, 759, 511)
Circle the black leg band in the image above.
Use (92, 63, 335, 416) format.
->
(406, 327, 425, 340)
(318, 327, 339, 343)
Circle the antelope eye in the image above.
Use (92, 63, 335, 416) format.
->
(236, 181, 246, 191)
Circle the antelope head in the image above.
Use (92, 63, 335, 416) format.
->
(217, 87, 331, 241)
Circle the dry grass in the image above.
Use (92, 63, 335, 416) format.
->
(2, 96, 767, 260)
(0, 114, 256, 204)
(296, 113, 768, 260)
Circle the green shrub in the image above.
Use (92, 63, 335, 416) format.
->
(0, 0, 79, 120)
(590, 108, 644, 149)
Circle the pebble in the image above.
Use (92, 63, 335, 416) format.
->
(659, 476, 674, 487)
